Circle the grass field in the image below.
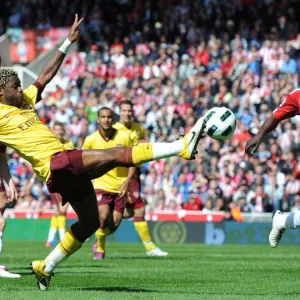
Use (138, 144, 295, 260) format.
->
(1, 241, 300, 300)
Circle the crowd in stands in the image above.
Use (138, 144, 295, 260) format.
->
(1, 0, 300, 216)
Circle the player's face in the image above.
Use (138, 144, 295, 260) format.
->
(0, 76, 23, 108)
(119, 104, 133, 124)
(98, 109, 114, 130)
(53, 125, 65, 141)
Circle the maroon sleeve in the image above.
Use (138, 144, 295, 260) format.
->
(33, 81, 44, 103)
(273, 91, 300, 121)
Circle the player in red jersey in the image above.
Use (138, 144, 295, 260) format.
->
(246, 89, 300, 248)
(0, 143, 20, 278)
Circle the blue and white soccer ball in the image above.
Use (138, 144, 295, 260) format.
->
(204, 107, 236, 140)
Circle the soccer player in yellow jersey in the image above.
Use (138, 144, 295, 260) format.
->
(114, 100, 168, 256)
(83, 107, 135, 259)
(46, 122, 75, 247)
(0, 14, 205, 290)
(0, 143, 20, 278)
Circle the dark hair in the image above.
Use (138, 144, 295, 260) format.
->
(98, 106, 113, 117)
(119, 99, 133, 109)
(53, 121, 65, 129)
(0, 68, 18, 88)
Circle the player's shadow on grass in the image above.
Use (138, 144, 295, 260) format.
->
(15, 271, 34, 276)
(78, 287, 157, 293)
(57, 264, 109, 269)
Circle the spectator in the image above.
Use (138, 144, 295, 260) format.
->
(291, 196, 300, 212)
(182, 194, 203, 211)
(238, 197, 254, 213)
(265, 176, 284, 211)
(165, 186, 183, 208)
(175, 174, 192, 203)
(202, 198, 214, 213)
(285, 174, 300, 209)
(280, 53, 297, 75)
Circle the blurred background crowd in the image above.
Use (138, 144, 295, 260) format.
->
(1, 0, 300, 215)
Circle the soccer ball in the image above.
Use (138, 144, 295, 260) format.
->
(204, 107, 236, 140)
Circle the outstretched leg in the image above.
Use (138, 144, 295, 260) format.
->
(83, 117, 205, 179)
(31, 117, 205, 290)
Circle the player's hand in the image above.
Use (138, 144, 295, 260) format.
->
(245, 136, 261, 156)
(68, 14, 84, 43)
(7, 179, 18, 202)
(119, 180, 130, 199)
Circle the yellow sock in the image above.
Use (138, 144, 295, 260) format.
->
(132, 143, 153, 166)
(95, 227, 111, 252)
(134, 221, 155, 251)
(58, 227, 82, 256)
(50, 215, 57, 229)
(57, 216, 67, 229)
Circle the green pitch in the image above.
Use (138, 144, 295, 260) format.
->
(1, 241, 300, 300)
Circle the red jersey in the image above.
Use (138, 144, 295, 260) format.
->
(273, 89, 300, 121)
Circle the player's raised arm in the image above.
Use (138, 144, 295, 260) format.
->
(246, 90, 299, 156)
(37, 14, 83, 89)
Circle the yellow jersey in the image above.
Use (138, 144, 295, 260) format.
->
(113, 121, 145, 146)
(83, 129, 132, 193)
(62, 140, 75, 150)
(0, 83, 67, 182)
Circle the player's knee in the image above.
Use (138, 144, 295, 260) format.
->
(98, 206, 110, 224)
(99, 214, 109, 227)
